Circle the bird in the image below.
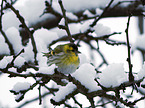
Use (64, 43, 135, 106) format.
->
(43, 43, 80, 74)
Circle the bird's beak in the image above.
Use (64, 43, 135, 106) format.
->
(42, 52, 50, 57)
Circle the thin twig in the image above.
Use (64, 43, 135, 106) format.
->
(95, 79, 107, 90)
(44, 85, 58, 96)
(38, 84, 42, 105)
(72, 96, 83, 108)
(0, 0, 14, 55)
(1, 0, 18, 10)
(96, 62, 105, 70)
(58, 0, 74, 43)
(2, 49, 25, 71)
(64, 102, 72, 108)
(90, 0, 114, 27)
(11, 49, 24, 65)
(101, 94, 134, 107)
(89, 44, 108, 65)
(112, 1, 135, 9)
(0, 30, 15, 55)
(17, 92, 51, 108)
(95, 100, 114, 107)
(41, 1, 62, 17)
(10, 80, 41, 102)
(87, 96, 95, 108)
(48, 32, 122, 48)
(105, 38, 127, 46)
(125, 14, 134, 82)
(132, 96, 145, 105)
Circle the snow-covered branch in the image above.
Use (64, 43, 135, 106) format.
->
(0, 0, 145, 107)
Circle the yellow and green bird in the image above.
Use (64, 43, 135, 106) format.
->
(43, 43, 80, 74)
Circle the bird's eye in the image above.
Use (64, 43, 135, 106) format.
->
(68, 43, 78, 53)
(70, 44, 78, 51)
(71, 49, 75, 52)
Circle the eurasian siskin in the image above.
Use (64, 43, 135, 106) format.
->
(43, 43, 80, 74)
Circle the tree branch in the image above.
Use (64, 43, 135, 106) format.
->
(10, 79, 41, 102)
(0, 0, 14, 55)
(125, 14, 134, 82)
(17, 92, 51, 108)
(5, 1, 38, 64)
(90, 0, 114, 27)
(38, 84, 42, 105)
(72, 96, 83, 108)
(58, 0, 74, 43)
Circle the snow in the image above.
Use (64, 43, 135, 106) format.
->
(0, 0, 144, 107)
(2, 0, 51, 31)
(15, 93, 23, 101)
(95, 8, 103, 15)
(50, 23, 81, 37)
(8, 67, 17, 72)
(14, 56, 26, 68)
(1, 0, 135, 32)
(61, 0, 110, 12)
(79, 54, 90, 66)
(138, 79, 145, 94)
(58, 12, 78, 24)
(51, 0, 111, 15)
(94, 23, 111, 36)
(2, 11, 20, 31)
(20, 28, 59, 62)
(12, 82, 31, 100)
(21, 41, 34, 62)
(18, 0, 49, 25)
(1, 0, 113, 33)
(72, 63, 101, 92)
(0, 56, 13, 69)
(80, 20, 93, 33)
(0, 35, 10, 55)
(37, 53, 48, 67)
(4, 56, 13, 62)
(80, 20, 111, 36)
(99, 63, 128, 87)
(0, 58, 9, 69)
(83, 10, 95, 17)
(39, 64, 55, 75)
(5, 27, 23, 54)
(33, 28, 58, 65)
(33, 28, 59, 52)
(41, 60, 98, 103)
(66, 12, 78, 21)
(136, 62, 145, 80)
(52, 82, 76, 102)
(59, 18, 65, 26)
(132, 35, 145, 51)
(12, 82, 31, 92)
